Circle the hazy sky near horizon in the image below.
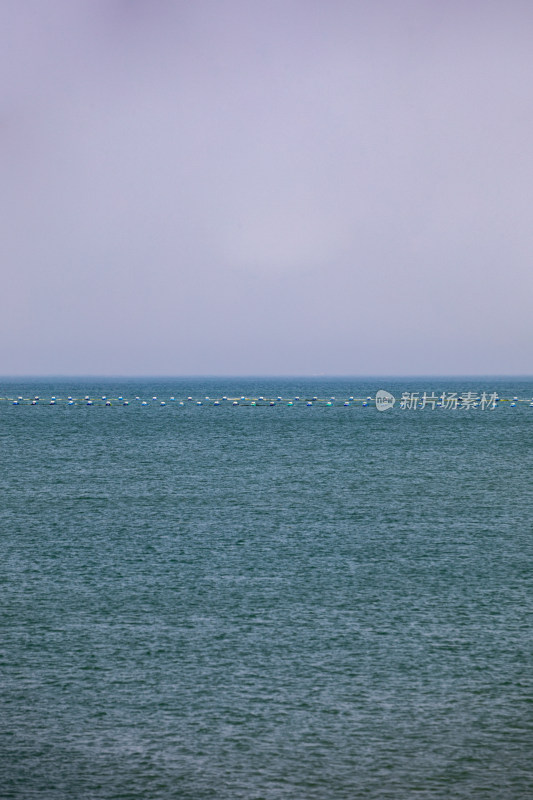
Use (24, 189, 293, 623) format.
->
(1, 0, 532, 375)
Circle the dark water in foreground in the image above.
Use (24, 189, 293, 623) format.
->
(1, 378, 532, 799)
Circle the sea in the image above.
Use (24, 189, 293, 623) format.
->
(1, 377, 532, 800)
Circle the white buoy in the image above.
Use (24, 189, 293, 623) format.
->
(344, 401, 349, 406)
(160, 401, 165, 406)
(233, 401, 238, 405)
(12, 400, 18, 405)
(188, 396, 192, 401)
(197, 401, 202, 405)
(141, 401, 147, 406)
(105, 401, 111, 406)
(68, 400, 74, 405)
(170, 396, 175, 401)
(214, 400, 220, 406)
(32, 400, 37, 405)
(123, 401, 129, 406)
(307, 401, 312, 406)
(87, 400, 93, 405)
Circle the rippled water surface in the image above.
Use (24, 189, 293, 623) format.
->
(1, 378, 532, 799)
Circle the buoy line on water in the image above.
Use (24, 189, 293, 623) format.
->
(1, 396, 370, 406)
(0, 395, 531, 408)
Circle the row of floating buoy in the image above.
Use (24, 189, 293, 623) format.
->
(3, 394, 533, 407)
(5, 395, 374, 407)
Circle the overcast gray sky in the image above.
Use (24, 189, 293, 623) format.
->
(1, 0, 532, 375)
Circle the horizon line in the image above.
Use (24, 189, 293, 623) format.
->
(1, 373, 532, 380)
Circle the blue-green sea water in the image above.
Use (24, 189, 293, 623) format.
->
(1, 378, 532, 799)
